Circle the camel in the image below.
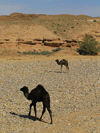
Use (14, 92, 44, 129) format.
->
(20, 84, 52, 124)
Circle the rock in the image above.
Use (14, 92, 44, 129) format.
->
(24, 41, 33, 44)
(43, 37, 60, 41)
(16, 38, 24, 41)
(0, 42, 3, 44)
(24, 41, 37, 45)
(32, 41, 43, 45)
(2, 113, 6, 116)
(4, 39, 10, 41)
(66, 44, 71, 47)
(33, 38, 43, 41)
(3, 104, 7, 107)
(44, 40, 65, 47)
(65, 39, 78, 47)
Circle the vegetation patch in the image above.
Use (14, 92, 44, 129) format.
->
(22, 51, 52, 55)
(71, 26, 75, 28)
(93, 19, 97, 22)
(52, 47, 62, 52)
(77, 34, 100, 55)
(54, 31, 57, 34)
(18, 47, 63, 55)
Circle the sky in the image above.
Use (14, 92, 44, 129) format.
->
(0, 0, 100, 17)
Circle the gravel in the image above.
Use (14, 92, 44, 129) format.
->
(0, 59, 100, 133)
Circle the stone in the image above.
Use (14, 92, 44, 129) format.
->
(44, 40, 65, 47)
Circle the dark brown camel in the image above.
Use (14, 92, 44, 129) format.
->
(20, 84, 52, 124)
(55, 59, 69, 71)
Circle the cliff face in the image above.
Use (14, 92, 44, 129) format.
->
(0, 13, 100, 52)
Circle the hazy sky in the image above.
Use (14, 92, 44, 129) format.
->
(0, 0, 100, 17)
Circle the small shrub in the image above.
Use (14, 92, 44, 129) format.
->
(41, 51, 52, 55)
(17, 51, 21, 54)
(19, 48, 63, 55)
(57, 24, 60, 26)
(71, 26, 75, 28)
(52, 47, 62, 52)
(64, 29, 66, 32)
(77, 34, 100, 55)
(23, 51, 40, 55)
(54, 31, 57, 34)
(22, 51, 52, 55)
(93, 19, 97, 22)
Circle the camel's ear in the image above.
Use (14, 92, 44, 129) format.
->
(20, 86, 28, 92)
(23, 86, 28, 89)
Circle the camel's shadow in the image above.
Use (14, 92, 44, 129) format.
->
(49, 70, 68, 73)
(9, 112, 48, 124)
(54, 71, 68, 73)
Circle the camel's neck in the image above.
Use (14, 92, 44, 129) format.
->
(23, 92, 30, 100)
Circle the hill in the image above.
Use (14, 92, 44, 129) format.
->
(0, 12, 100, 55)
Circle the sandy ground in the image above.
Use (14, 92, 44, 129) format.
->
(0, 52, 100, 133)
(0, 48, 100, 63)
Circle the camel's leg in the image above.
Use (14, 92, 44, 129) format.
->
(40, 103, 46, 120)
(66, 65, 69, 72)
(60, 64, 62, 72)
(33, 103, 37, 120)
(28, 103, 33, 116)
(47, 107, 52, 124)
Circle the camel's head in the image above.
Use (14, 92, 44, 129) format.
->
(55, 59, 60, 65)
(20, 86, 29, 93)
(55, 59, 59, 62)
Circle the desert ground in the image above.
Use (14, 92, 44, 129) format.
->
(0, 13, 100, 133)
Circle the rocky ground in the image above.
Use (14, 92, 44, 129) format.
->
(0, 58, 100, 133)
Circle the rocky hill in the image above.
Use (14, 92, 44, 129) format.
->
(0, 12, 100, 53)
